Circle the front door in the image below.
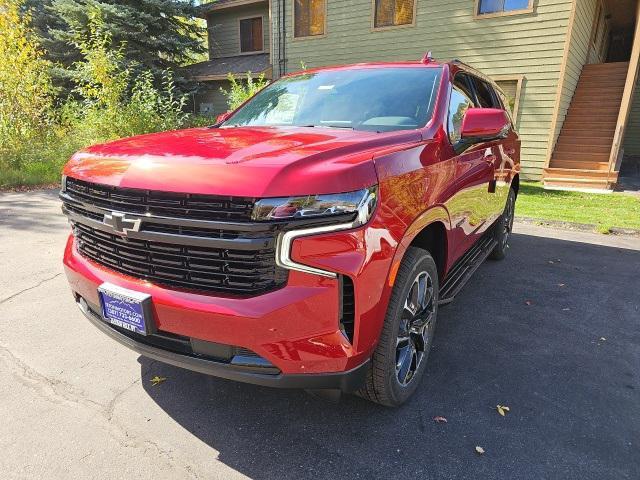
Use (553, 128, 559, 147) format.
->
(445, 73, 496, 261)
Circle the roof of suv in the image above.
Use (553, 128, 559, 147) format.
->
(283, 58, 491, 84)
(284, 60, 444, 77)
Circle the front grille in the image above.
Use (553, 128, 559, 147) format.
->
(73, 223, 286, 295)
(62, 177, 288, 296)
(65, 177, 255, 222)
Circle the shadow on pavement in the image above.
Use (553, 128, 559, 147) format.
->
(140, 232, 640, 479)
(0, 189, 66, 235)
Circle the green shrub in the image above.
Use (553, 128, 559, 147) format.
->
(185, 114, 216, 128)
(1, 7, 197, 188)
(220, 72, 269, 111)
(0, 0, 54, 152)
(63, 11, 189, 141)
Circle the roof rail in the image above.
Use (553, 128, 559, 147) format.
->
(448, 59, 497, 84)
(450, 58, 472, 68)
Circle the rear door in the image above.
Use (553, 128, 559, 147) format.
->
(446, 73, 495, 260)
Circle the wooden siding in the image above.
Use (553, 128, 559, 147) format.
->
(550, 0, 597, 155)
(207, 3, 270, 58)
(274, 0, 574, 180)
(623, 80, 640, 156)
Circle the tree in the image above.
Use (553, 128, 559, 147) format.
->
(0, 0, 53, 150)
(23, 0, 205, 95)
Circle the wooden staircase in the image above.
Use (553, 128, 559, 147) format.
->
(544, 62, 629, 190)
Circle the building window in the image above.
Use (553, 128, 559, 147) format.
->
(294, 0, 326, 38)
(240, 17, 263, 52)
(374, 0, 415, 29)
(494, 75, 524, 124)
(476, 0, 533, 17)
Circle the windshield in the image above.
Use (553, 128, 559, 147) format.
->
(222, 67, 443, 133)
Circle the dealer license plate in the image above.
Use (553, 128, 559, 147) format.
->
(98, 283, 153, 336)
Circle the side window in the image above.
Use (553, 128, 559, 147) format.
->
(453, 74, 475, 105)
(448, 82, 475, 145)
(470, 77, 500, 108)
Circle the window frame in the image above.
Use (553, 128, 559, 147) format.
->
(468, 75, 501, 109)
(447, 72, 478, 146)
(492, 74, 524, 124)
(473, 0, 534, 19)
(292, 0, 328, 40)
(371, 0, 417, 32)
(238, 15, 265, 54)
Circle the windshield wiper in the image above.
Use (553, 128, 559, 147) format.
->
(296, 124, 354, 130)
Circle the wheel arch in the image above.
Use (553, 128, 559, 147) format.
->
(387, 205, 451, 287)
(409, 222, 448, 282)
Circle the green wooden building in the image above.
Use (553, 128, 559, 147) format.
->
(188, 0, 640, 190)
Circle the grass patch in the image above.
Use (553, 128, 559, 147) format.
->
(0, 138, 75, 189)
(517, 182, 640, 231)
(0, 163, 64, 188)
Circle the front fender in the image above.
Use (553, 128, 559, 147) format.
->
(385, 205, 452, 289)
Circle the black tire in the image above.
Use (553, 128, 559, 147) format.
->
(489, 188, 516, 261)
(358, 247, 439, 407)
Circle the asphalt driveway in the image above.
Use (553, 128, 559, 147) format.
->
(1, 189, 639, 480)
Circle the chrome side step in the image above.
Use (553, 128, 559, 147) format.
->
(438, 234, 498, 305)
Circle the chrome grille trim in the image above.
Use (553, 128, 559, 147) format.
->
(61, 177, 288, 296)
(60, 191, 273, 233)
(62, 203, 274, 250)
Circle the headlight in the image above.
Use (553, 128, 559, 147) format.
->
(252, 186, 378, 226)
(270, 186, 378, 278)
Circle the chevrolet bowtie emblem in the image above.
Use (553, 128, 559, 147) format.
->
(103, 212, 141, 236)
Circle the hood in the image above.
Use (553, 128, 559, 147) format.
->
(63, 126, 422, 197)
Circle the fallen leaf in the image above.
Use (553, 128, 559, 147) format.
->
(548, 260, 554, 264)
(599, 337, 606, 341)
(475, 446, 485, 455)
(150, 375, 167, 386)
(525, 300, 532, 306)
(433, 416, 448, 423)
(496, 405, 510, 416)
(558, 283, 566, 287)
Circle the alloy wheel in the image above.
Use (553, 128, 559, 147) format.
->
(395, 271, 436, 386)
(501, 193, 515, 249)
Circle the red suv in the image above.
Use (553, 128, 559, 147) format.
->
(61, 58, 519, 406)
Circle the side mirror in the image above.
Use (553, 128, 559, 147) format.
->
(460, 108, 509, 140)
(216, 111, 232, 124)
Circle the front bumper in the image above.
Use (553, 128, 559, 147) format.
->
(75, 295, 369, 391)
(62, 192, 400, 386)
